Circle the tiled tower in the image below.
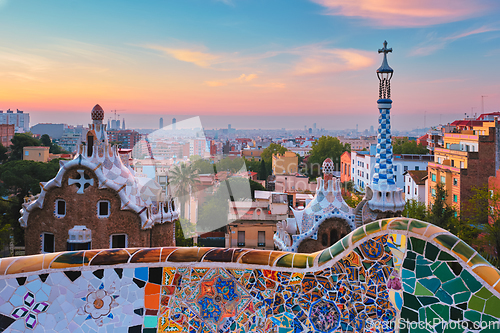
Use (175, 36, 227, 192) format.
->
(367, 41, 405, 212)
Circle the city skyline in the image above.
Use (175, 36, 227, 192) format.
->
(1, 0, 500, 130)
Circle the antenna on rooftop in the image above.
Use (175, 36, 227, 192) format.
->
(481, 95, 487, 114)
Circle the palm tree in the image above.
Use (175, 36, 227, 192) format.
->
(169, 163, 200, 220)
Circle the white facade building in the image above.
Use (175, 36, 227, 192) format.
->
(392, 155, 433, 191)
(0, 109, 30, 132)
(403, 170, 427, 203)
(351, 150, 375, 192)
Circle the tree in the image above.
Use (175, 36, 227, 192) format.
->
(393, 138, 428, 155)
(428, 182, 457, 231)
(462, 185, 500, 257)
(259, 159, 268, 181)
(0, 143, 7, 163)
(175, 218, 194, 247)
(169, 163, 200, 220)
(0, 159, 61, 245)
(261, 143, 287, 162)
(403, 200, 428, 221)
(9, 133, 40, 161)
(40, 134, 52, 147)
(305, 136, 350, 178)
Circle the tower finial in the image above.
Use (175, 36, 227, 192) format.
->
(377, 41, 393, 99)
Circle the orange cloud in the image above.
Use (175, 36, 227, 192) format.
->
(310, 0, 496, 27)
(292, 48, 374, 76)
(146, 46, 221, 68)
(205, 73, 259, 87)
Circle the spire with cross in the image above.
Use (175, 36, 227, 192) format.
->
(377, 40, 393, 100)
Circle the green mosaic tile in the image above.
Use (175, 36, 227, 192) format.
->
(468, 295, 485, 312)
(442, 278, 468, 295)
(403, 292, 422, 311)
(416, 264, 433, 278)
(411, 237, 426, 255)
(468, 253, 490, 267)
(329, 240, 345, 257)
(390, 218, 410, 231)
(380, 219, 390, 230)
(460, 269, 482, 293)
(292, 254, 308, 268)
(431, 303, 450, 321)
(434, 234, 459, 251)
(436, 289, 453, 305)
(364, 220, 380, 235)
(438, 251, 456, 261)
(276, 254, 294, 267)
(453, 291, 471, 304)
(418, 307, 426, 321)
(403, 258, 416, 271)
(416, 256, 432, 266)
(420, 277, 441, 293)
(435, 322, 444, 333)
(406, 251, 417, 260)
(409, 219, 428, 233)
(442, 325, 464, 333)
(476, 287, 493, 300)
(430, 261, 440, 271)
(425, 243, 440, 261)
(341, 235, 350, 250)
(350, 227, 366, 245)
(402, 268, 416, 279)
(318, 249, 332, 266)
(464, 310, 481, 322)
(415, 282, 433, 296)
(450, 307, 463, 321)
(481, 314, 499, 324)
(484, 296, 500, 317)
(434, 263, 455, 283)
(452, 241, 476, 262)
(418, 296, 439, 306)
(401, 307, 419, 322)
(447, 261, 463, 276)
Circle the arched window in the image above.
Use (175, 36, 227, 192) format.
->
(330, 229, 338, 246)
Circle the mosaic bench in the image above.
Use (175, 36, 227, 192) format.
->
(0, 218, 499, 333)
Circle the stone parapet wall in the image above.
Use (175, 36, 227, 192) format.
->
(0, 218, 499, 332)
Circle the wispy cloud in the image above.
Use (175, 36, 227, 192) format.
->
(146, 46, 222, 68)
(310, 0, 497, 27)
(205, 73, 259, 87)
(290, 46, 375, 76)
(410, 25, 500, 56)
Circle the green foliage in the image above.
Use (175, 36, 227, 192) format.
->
(304, 136, 350, 178)
(0, 143, 7, 163)
(462, 185, 500, 257)
(429, 182, 458, 230)
(392, 138, 428, 155)
(259, 159, 268, 181)
(40, 134, 51, 147)
(403, 200, 428, 221)
(261, 143, 287, 162)
(9, 133, 40, 161)
(169, 163, 200, 220)
(0, 159, 61, 245)
(191, 158, 215, 174)
(175, 218, 194, 247)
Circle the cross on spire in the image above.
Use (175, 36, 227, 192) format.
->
(378, 40, 392, 56)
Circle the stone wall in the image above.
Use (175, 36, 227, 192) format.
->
(2, 218, 500, 332)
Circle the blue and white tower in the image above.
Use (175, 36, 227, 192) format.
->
(367, 41, 405, 213)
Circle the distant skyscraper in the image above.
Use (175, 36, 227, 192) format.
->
(116, 120, 120, 129)
(0, 109, 30, 132)
(122, 118, 126, 130)
(370, 125, 374, 134)
(308, 128, 312, 134)
(228, 124, 231, 130)
(313, 123, 316, 130)
(160, 117, 163, 129)
(172, 118, 176, 130)
(356, 124, 359, 133)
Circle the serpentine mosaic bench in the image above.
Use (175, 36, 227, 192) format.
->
(0, 218, 499, 333)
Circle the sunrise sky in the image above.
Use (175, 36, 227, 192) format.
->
(1, 0, 500, 130)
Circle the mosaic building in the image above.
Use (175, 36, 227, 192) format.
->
(19, 105, 178, 255)
(0, 218, 499, 332)
(274, 42, 405, 253)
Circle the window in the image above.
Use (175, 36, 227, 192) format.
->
(438, 157, 442, 164)
(460, 161, 464, 168)
(25, 151, 29, 156)
(55, 199, 66, 217)
(394, 176, 397, 182)
(453, 194, 458, 203)
(404, 166, 408, 172)
(110, 234, 127, 248)
(415, 166, 419, 171)
(42, 233, 55, 253)
(431, 188, 436, 197)
(451, 160, 455, 167)
(415, 188, 417, 195)
(258, 231, 265, 247)
(394, 165, 397, 171)
(407, 186, 410, 194)
(97, 200, 110, 217)
(440, 176, 445, 184)
(431, 173, 436, 182)
(237, 231, 245, 247)
(453, 178, 458, 186)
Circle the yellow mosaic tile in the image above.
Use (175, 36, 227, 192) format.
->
(82, 250, 102, 265)
(269, 250, 289, 266)
(388, 218, 409, 231)
(276, 253, 294, 268)
(51, 251, 85, 269)
(42, 252, 63, 269)
(472, 265, 500, 288)
(364, 220, 381, 236)
(160, 247, 177, 262)
(239, 250, 273, 266)
(6, 254, 44, 274)
(423, 225, 446, 238)
(130, 248, 162, 263)
(292, 254, 308, 269)
(379, 218, 392, 231)
(452, 241, 476, 263)
(0, 256, 18, 275)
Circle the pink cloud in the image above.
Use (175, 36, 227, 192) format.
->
(292, 48, 374, 76)
(310, 0, 496, 27)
